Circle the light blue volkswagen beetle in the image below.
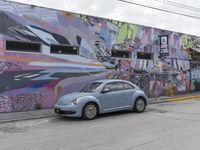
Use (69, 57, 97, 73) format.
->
(54, 79, 149, 120)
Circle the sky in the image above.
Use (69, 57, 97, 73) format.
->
(9, 0, 200, 36)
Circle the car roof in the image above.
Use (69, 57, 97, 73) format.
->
(92, 79, 132, 84)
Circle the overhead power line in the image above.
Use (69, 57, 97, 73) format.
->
(118, 0, 200, 20)
(154, 0, 200, 13)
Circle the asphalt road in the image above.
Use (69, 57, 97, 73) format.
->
(1, 99, 200, 150)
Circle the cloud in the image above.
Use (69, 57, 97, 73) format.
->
(9, 0, 200, 36)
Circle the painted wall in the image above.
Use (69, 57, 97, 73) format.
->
(0, 0, 200, 112)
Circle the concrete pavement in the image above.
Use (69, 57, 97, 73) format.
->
(1, 99, 200, 150)
(0, 92, 200, 123)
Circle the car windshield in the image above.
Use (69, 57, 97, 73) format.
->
(81, 82, 102, 92)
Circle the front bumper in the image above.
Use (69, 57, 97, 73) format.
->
(54, 103, 83, 117)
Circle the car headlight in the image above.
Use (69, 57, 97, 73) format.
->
(72, 98, 81, 105)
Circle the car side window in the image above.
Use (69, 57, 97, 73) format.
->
(103, 82, 121, 92)
(103, 82, 134, 92)
(123, 83, 134, 90)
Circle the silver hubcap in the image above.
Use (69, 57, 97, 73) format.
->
(136, 99, 145, 112)
(85, 104, 97, 119)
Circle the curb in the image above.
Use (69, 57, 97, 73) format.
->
(150, 95, 200, 104)
(166, 95, 200, 102)
(0, 114, 57, 124)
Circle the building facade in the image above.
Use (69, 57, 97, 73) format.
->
(0, 0, 200, 112)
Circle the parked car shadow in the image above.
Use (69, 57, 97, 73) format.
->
(53, 109, 149, 122)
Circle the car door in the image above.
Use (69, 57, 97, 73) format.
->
(99, 82, 135, 112)
(120, 82, 136, 106)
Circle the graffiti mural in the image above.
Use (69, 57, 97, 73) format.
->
(0, 0, 200, 112)
(0, 89, 46, 112)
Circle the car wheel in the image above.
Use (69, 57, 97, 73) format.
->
(133, 97, 146, 113)
(82, 103, 98, 120)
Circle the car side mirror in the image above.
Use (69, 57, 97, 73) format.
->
(102, 88, 110, 93)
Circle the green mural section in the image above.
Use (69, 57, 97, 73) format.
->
(112, 21, 137, 43)
(182, 35, 192, 49)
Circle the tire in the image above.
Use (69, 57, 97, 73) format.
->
(82, 103, 98, 120)
(133, 97, 146, 113)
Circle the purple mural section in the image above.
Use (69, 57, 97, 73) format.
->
(0, 0, 200, 112)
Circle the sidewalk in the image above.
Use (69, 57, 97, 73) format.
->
(0, 92, 200, 123)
